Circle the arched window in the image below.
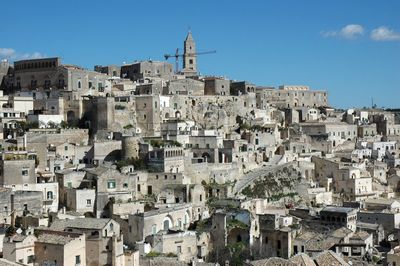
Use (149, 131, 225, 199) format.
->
(78, 81, 81, 89)
(163, 219, 170, 231)
(47, 191, 53, 200)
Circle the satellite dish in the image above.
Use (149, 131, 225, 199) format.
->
(7, 135, 12, 140)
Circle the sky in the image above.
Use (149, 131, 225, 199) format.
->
(0, 0, 399, 108)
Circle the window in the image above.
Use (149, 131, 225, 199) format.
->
(64, 145, 68, 151)
(22, 170, 28, 176)
(86, 199, 92, 206)
(178, 219, 182, 228)
(47, 191, 53, 200)
(177, 246, 182, 254)
(44, 80, 51, 88)
(67, 182, 72, 188)
(200, 195, 202, 202)
(123, 183, 128, 188)
(75, 255, 81, 265)
(137, 184, 141, 192)
(78, 81, 81, 89)
(152, 224, 157, 234)
(107, 180, 116, 189)
(27, 255, 35, 263)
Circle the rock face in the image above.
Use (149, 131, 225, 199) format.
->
(237, 162, 306, 201)
(190, 99, 237, 130)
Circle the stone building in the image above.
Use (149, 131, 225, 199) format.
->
(164, 78, 204, 96)
(121, 61, 173, 82)
(182, 31, 197, 76)
(11, 190, 44, 217)
(136, 81, 163, 95)
(84, 165, 136, 217)
(127, 203, 193, 245)
(34, 229, 86, 266)
(3, 234, 37, 265)
(65, 188, 96, 213)
(230, 81, 256, 96)
(357, 211, 400, 233)
(204, 77, 230, 96)
(146, 230, 198, 262)
(0, 60, 10, 88)
(320, 206, 358, 231)
(147, 146, 184, 173)
(373, 112, 400, 136)
(5, 58, 109, 99)
(0, 188, 12, 225)
(135, 95, 161, 136)
(257, 85, 328, 108)
(94, 65, 121, 77)
(50, 218, 124, 266)
(0, 152, 36, 186)
(312, 156, 374, 201)
(358, 124, 377, 138)
(301, 122, 357, 148)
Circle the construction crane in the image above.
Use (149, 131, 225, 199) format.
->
(164, 49, 216, 73)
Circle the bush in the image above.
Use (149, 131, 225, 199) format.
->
(146, 251, 161, 258)
(123, 124, 134, 129)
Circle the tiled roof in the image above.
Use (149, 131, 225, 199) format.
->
(290, 253, 316, 266)
(350, 231, 371, 242)
(329, 227, 353, 239)
(364, 198, 399, 206)
(250, 257, 295, 266)
(321, 206, 356, 214)
(50, 218, 111, 231)
(37, 233, 77, 245)
(315, 250, 350, 266)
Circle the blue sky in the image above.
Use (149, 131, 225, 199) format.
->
(1, 0, 399, 108)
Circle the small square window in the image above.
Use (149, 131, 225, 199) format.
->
(107, 180, 116, 189)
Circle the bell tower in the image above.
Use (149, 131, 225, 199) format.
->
(182, 31, 197, 75)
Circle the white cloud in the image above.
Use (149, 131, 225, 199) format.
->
(0, 48, 45, 61)
(321, 24, 364, 40)
(0, 48, 16, 57)
(370, 26, 400, 41)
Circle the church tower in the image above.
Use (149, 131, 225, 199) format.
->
(182, 31, 197, 75)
